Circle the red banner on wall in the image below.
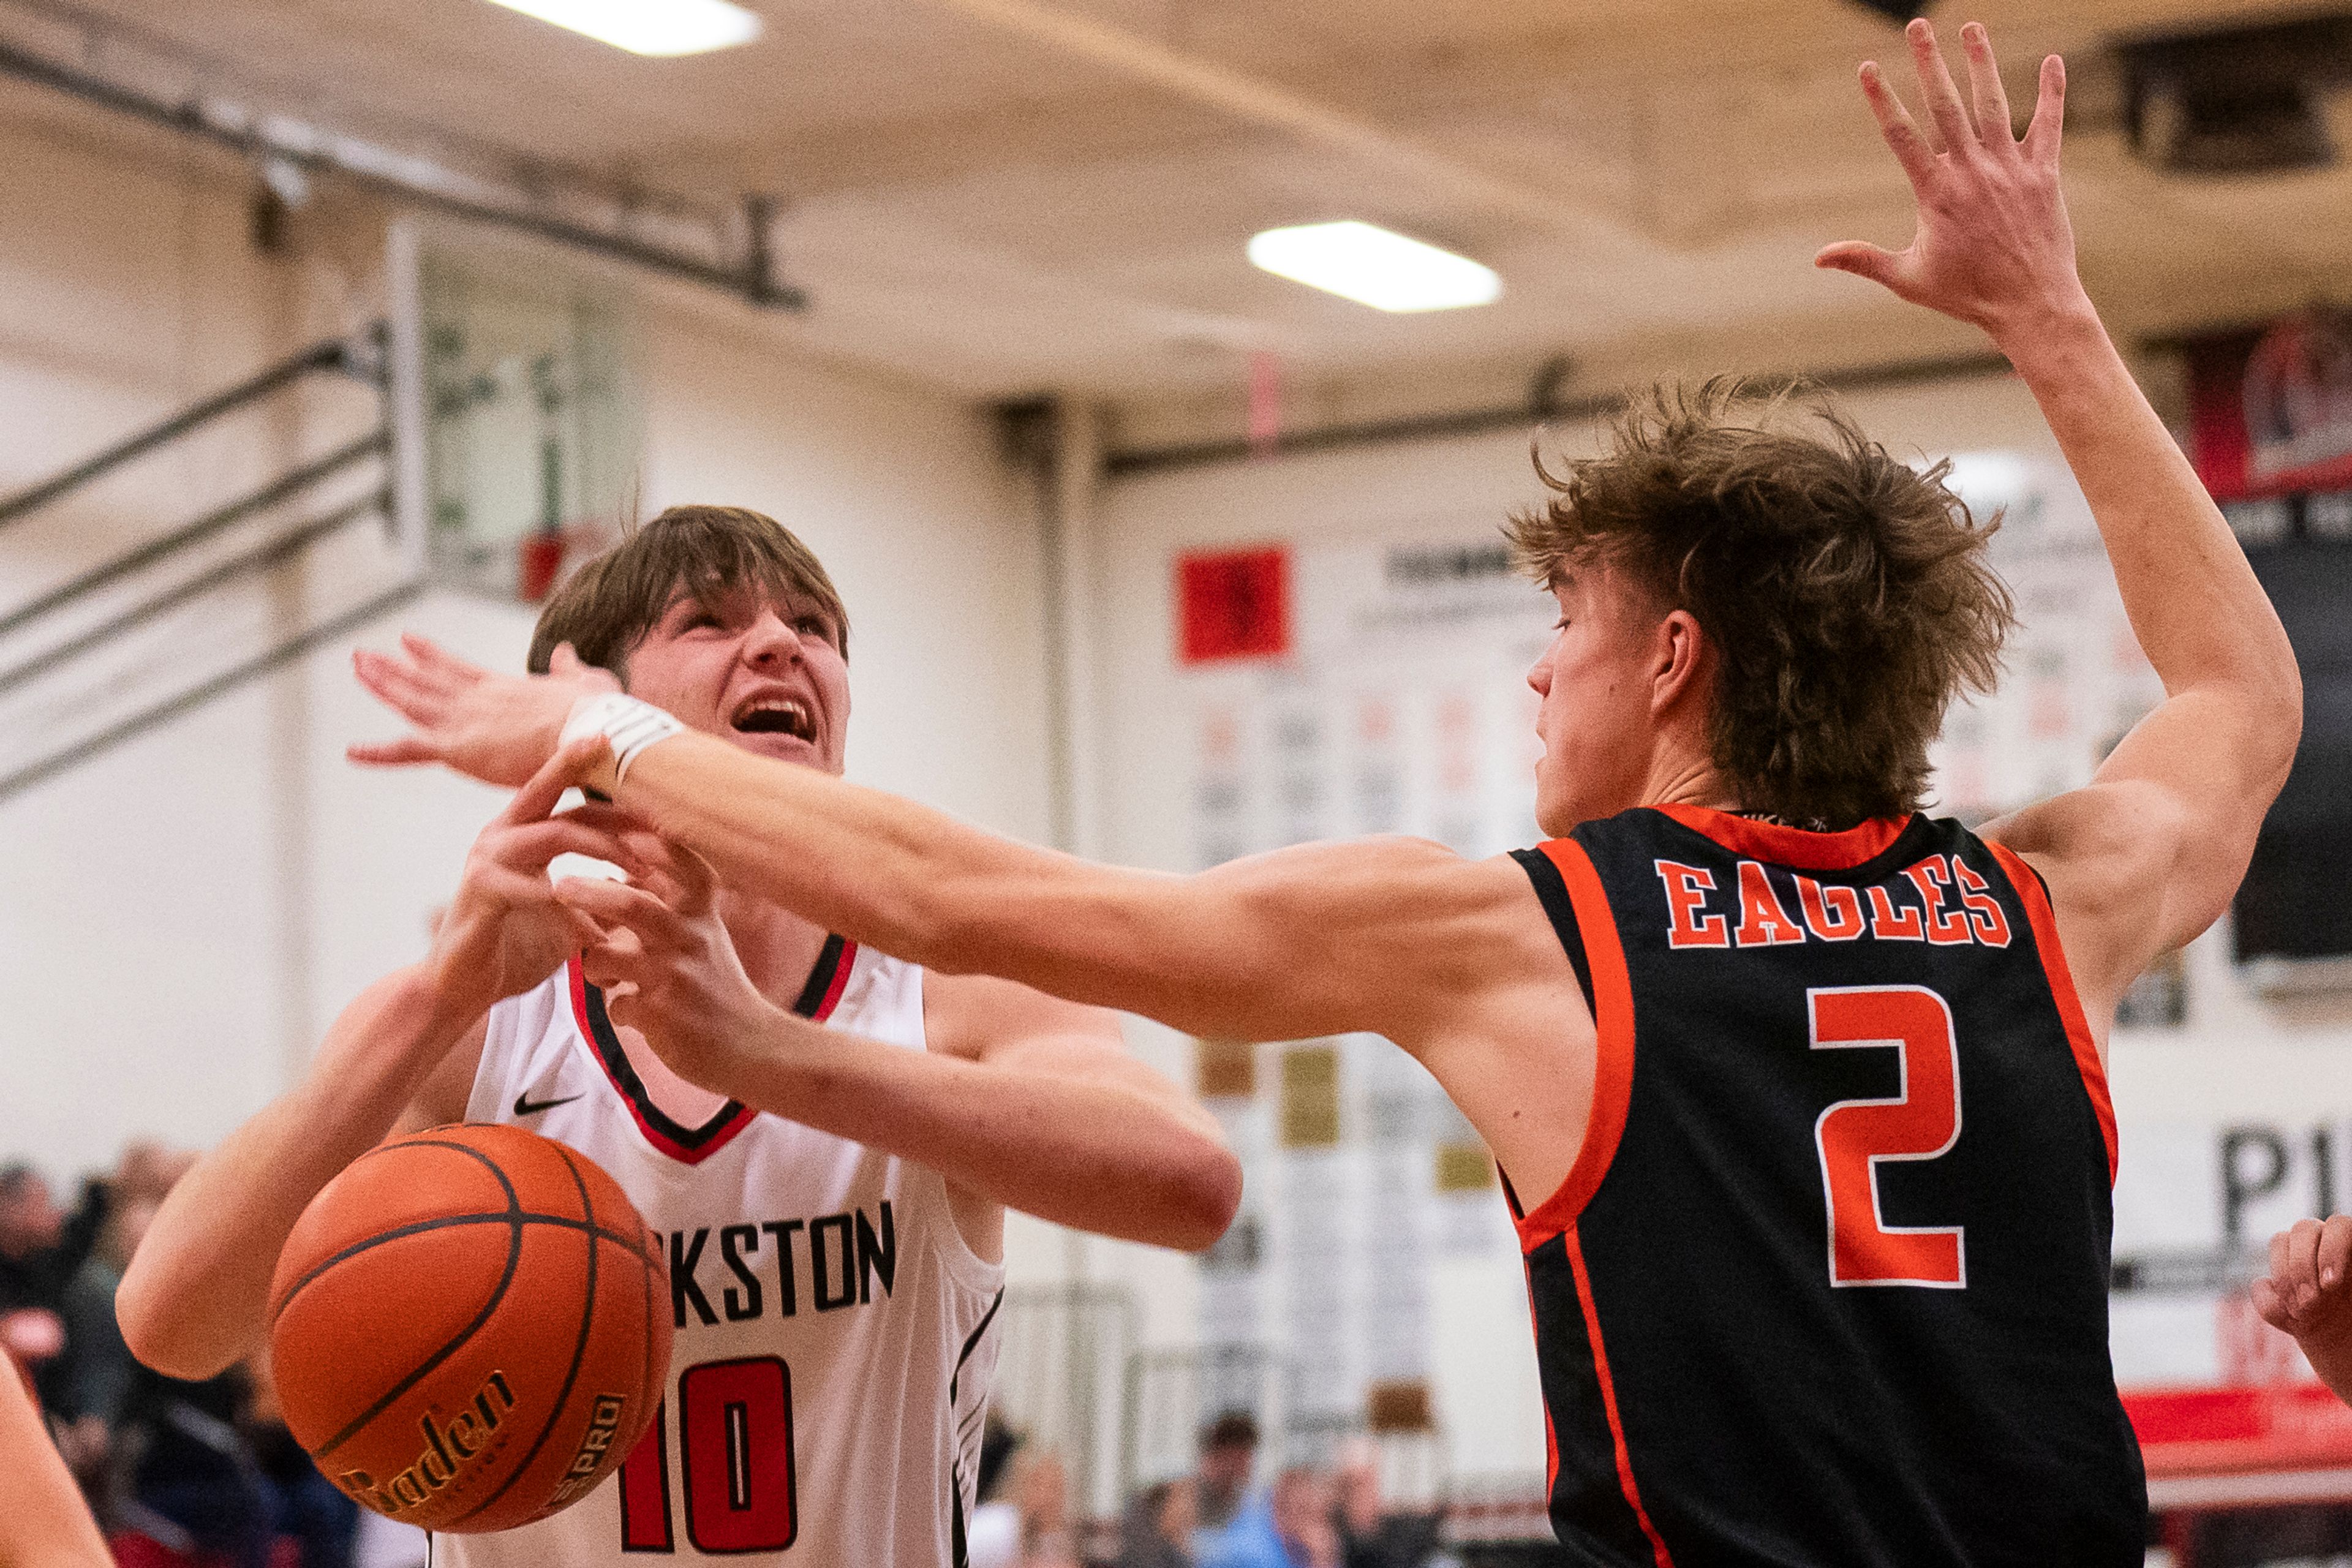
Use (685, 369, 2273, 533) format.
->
(2186, 310, 2352, 502)
(1177, 545, 1292, 665)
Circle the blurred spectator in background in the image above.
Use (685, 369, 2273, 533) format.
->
(1331, 1441, 1444, 1568)
(0, 1159, 110, 1417)
(1011, 1446, 1079, 1567)
(968, 1419, 1027, 1568)
(1193, 1411, 1287, 1568)
(1118, 1476, 1196, 1568)
(37, 1144, 198, 1509)
(109, 1358, 273, 1568)
(1195, 1411, 1259, 1531)
(966, 1422, 1079, 1568)
(245, 1354, 359, 1568)
(1269, 1467, 1337, 1568)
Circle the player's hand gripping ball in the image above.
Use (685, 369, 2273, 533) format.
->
(268, 1123, 672, 1532)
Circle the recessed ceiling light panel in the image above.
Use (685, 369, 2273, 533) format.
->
(1246, 221, 1501, 313)
(484, 0, 763, 58)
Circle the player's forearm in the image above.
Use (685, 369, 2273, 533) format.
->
(0, 1369, 111, 1568)
(623, 732, 1071, 961)
(116, 965, 478, 1379)
(1997, 306, 2301, 752)
(617, 734, 1450, 1044)
(619, 735, 1250, 1030)
(717, 1015, 1240, 1251)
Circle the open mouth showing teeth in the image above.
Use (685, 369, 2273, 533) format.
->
(731, 697, 815, 741)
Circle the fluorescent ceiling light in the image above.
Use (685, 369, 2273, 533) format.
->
(484, 0, 763, 57)
(1246, 221, 1501, 312)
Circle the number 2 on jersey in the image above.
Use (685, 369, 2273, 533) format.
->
(1809, 985, 1965, 1289)
(619, 1357, 797, 1552)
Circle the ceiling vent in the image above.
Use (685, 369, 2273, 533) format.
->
(1845, 0, 1935, 21)
(2119, 12, 2352, 175)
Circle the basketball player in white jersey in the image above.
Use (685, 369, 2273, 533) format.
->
(118, 505, 1242, 1566)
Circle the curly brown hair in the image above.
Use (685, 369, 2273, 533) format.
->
(1507, 379, 2015, 828)
(528, 504, 848, 682)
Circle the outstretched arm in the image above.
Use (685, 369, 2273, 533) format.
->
(1820, 21, 2301, 1022)
(352, 639, 1555, 1052)
(349, 644, 1594, 1204)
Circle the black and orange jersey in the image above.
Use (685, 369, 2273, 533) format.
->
(1505, 805, 2141, 1567)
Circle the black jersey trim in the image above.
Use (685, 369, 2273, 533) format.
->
(791, 933, 853, 1016)
(951, 1288, 1005, 1403)
(1513, 846, 1594, 1010)
(570, 935, 856, 1167)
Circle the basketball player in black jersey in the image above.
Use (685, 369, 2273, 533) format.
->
(352, 20, 2302, 1564)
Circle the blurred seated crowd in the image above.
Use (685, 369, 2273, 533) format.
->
(1, 1145, 366, 1568)
(970, 1411, 1453, 1568)
(7, 1146, 1455, 1568)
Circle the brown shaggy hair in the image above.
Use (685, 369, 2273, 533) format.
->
(1507, 379, 2014, 827)
(529, 504, 848, 682)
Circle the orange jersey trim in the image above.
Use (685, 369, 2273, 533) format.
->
(1985, 841, 2118, 1184)
(1654, 805, 1909, 872)
(1566, 1226, 1677, 1567)
(1513, 839, 1636, 1251)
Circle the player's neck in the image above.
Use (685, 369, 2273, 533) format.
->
(1637, 754, 1742, 815)
(715, 892, 838, 1009)
(612, 896, 837, 1129)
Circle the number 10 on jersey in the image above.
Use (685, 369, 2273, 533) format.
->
(619, 1357, 798, 1552)
(1809, 986, 1966, 1289)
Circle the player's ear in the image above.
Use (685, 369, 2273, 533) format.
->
(1651, 608, 1713, 716)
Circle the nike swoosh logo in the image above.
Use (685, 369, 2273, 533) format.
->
(513, 1091, 582, 1117)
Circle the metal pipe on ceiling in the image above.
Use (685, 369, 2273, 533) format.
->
(1101, 350, 2017, 475)
(0, 36, 805, 310)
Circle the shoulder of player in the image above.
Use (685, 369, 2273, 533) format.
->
(1979, 777, 2192, 911)
(919, 969, 1123, 1062)
(1324, 841, 1586, 1044)
(1237, 833, 1544, 921)
(1979, 778, 2198, 1015)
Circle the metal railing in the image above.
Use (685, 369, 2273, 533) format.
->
(0, 323, 422, 802)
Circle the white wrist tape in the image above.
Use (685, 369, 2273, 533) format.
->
(559, 693, 684, 786)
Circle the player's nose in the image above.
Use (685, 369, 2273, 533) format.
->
(741, 609, 802, 668)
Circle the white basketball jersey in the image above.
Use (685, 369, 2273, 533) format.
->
(438, 938, 1004, 1568)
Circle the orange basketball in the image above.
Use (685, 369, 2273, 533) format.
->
(267, 1123, 671, 1534)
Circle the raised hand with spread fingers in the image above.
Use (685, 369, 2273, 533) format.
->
(1815, 19, 2084, 343)
(350, 633, 616, 788)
